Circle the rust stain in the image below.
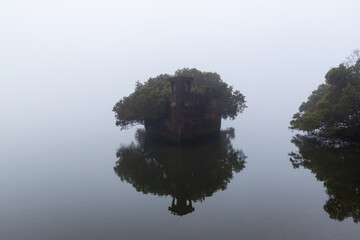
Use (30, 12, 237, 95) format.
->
(145, 77, 221, 144)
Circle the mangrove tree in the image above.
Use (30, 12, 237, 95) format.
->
(113, 68, 247, 130)
(290, 51, 360, 141)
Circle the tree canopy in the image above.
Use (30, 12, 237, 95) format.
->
(290, 51, 360, 141)
(113, 68, 247, 129)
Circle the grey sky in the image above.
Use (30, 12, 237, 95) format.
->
(1, 0, 359, 140)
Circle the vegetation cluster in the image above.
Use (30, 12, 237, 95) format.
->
(290, 51, 360, 141)
(113, 68, 247, 129)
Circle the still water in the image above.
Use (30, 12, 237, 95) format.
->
(1, 103, 360, 240)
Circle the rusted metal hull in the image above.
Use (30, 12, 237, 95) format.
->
(145, 77, 221, 144)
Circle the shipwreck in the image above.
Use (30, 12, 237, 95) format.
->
(145, 76, 221, 144)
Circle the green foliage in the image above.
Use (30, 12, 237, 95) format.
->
(290, 51, 360, 140)
(113, 68, 247, 129)
(289, 134, 360, 223)
(113, 74, 171, 129)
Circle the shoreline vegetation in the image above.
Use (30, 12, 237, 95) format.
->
(290, 50, 360, 142)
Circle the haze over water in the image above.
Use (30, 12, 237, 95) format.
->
(1, 1, 360, 239)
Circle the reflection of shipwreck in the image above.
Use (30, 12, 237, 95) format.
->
(169, 197, 194, 216)
(145, 76, 221, 144)
(114, 128, 247, 216)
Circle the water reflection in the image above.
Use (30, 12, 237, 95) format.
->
(290, 134, 360, 223)
(114, 128, 247, 216)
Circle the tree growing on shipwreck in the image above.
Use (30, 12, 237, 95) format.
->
(113, 68, 247, 143)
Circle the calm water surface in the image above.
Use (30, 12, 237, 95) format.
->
(1, 101, 360, 240)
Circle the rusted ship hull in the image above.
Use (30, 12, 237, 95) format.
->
(145, 77, 221, 144)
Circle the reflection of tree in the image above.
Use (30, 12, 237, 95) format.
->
(290, 134, 360, 223)
(114, 128, 247, 216)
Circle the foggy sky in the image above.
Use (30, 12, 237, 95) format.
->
(1, 0, 360, 143)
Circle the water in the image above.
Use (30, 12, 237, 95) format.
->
(1, 96, 360, 240)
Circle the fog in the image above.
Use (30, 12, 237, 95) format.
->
(1, 1, 360, 239)
(1, 1, 359, 133)
(1, 0, 360, 185)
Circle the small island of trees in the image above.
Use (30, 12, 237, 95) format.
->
(290, 51, 360, 141)
(113, 68, 246, 143)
